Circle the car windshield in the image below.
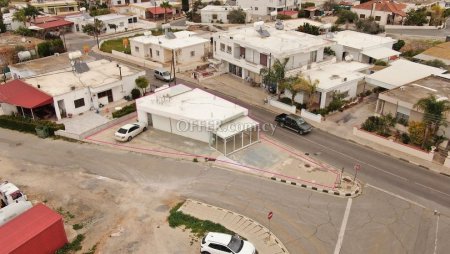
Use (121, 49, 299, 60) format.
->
(162, 71, 170, 76)
(117, 128, 128, 134)
(290, 116, 305, 125)
(228, 235, 244, 253)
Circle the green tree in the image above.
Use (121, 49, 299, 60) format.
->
(13, 9, 27, 26)
(23, 4, 40, 22)
(404, 8, 428, 26)
(298, 23, 320, 35)
(37, 41, 52, 57)
(0, 0, 9, 7)
(160, 1, 173, 23)
(355, 17, 384, 34)
(392, 40, 405, 51)
(108, 23, 117, 33)
(228, 9, 246, 24)
(414, 94, 450, 148)
(335, 10, 358, 24)
(423, 59, 447, 69)
(82, 19, 104, 35)
(279, 77, 304, 105)
(181, 0, 189, 12)
(135, 76, 149, 95)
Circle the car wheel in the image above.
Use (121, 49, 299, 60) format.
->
(201, 252, 210, 254)
(143, 127, 147, 132)
(298, 130, 303, 135)
(127, 136, 132, 141)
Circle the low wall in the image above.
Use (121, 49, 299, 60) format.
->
(54, 130, 82, 140)
(301, 109, 322, 123)
(268, 99, 296, 114)
(111, 50, 163, 69)
(353, 127, 434, 161)
(385, 25, 442, 30)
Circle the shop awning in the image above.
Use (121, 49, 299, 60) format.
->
(148, 7, 173, 15)
(214, 116, 259, 139)
(34, 19, 74, 30)
(0, 80, 53, 108)
(362, 47, 400, 60)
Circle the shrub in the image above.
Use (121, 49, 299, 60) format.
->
(374, 60, 387, 66)
(408, 121, 426, 146)
(401, 133, 410, 144)
(324, 47, 335, 56)
(393, 40, 405, 51)
(276, 14, 292, 20)
(112, 103, 136, 118)
(72, 224, 83, 230)
(131, 88, 141, 100)
(56, 234, 85, 254)
(15, 27, 33, 36)
(278, 97, 292, 105)
(0, 115, 64, 136)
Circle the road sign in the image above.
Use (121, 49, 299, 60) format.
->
(268, 211, 273, 220)
(354, 164, 361, 171)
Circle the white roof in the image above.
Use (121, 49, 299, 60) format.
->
(266, 18, 327, 31)
(24, 59, 142, 96)
(215, 26, 333, 57)
(325, 30, 396, 50)
(130, 31, 209, 50)
(201, 5, 245, 12)
(136, 84, 248, 130)
(87, 13, 133, 22)
(0, 183, 20, 196)
(205, 232, 232, 245)
(366, 59, 447, 89)
(214, 116, 258, 139)
(303, 61, 370, 92)
(362, 47, 400, 59)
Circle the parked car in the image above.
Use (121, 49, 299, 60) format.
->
(275, 113, 312, 134)
(0, 181, 27, 208)
(200, 232, 257, 254)
(114, 122, 147, 142)
(154, 68, 173, 82)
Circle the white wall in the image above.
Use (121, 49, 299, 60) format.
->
(53, 88, 92, 120)
(148, 114, 211, 142)
(201, 8, 232, 23)
(0, 103, 18, 115)
(176, 44, 207, 64)
(352, 8, 391, 26)
(236, 0, 299, 15)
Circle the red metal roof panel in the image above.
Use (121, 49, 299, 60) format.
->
(35, 19, 74, 30)
(147, 6, 173, 15)
(0, 80, 53, 108)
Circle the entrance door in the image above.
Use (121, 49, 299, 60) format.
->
(98, 89, 114, 103)
(57, 100, 66, 118)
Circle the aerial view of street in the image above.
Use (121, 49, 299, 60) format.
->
(1, 0, 450, 253)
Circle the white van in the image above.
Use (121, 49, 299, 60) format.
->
(154, 69, 173, 82)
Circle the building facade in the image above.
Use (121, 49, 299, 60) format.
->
(351, 0, 408, 26)
(236, 0, 300, 16)
(201, 5, 251, 24)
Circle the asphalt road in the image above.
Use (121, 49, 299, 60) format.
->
(386, 18, 450, 39)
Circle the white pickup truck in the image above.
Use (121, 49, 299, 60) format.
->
(0, 181, 28, 208)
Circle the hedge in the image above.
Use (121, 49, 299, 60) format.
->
(0, 115, 65, 136)
(112, 103, 136, 118)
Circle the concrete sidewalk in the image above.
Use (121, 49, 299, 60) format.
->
(179, 199, 288, 254)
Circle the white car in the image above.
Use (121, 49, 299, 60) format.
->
(114, 122, 147, 142)
(200, 232, 257, 254)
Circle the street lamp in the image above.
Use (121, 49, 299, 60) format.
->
(94, 17, 100, 49)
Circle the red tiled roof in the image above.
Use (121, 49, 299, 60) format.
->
(0, 80, 53, 108)
(35, 19, 74, 30)
(278, 10, 299, 16)
(352, 0, 407, 16)
(147, 6, 173, 15)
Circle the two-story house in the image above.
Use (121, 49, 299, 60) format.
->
(212, 22, 334, 83)
(236, 0, 300, 16)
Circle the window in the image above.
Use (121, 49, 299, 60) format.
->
(128, 18, 133, 24)
(310, 51, 317, 63)
(220, 43, 225, 51)
(117, 0, 121, 4)
(254, 7, 258, 11)
(129, 125, 139, 132)
(119, 22, 124, 27)
(375, 16, 381, 21)
(260, 53, 268, 66)
(360, 14, 365, 19)
(212, 14, 218, 19)
(340, 90, 349, 98)
(208, 243, 231, 253)
(135, 46, 139, 52)
(214, 41, 217, 52)
(133, 0, 137, 2)
(226, 46, 232, 54)
(74, 98, 85, 108)
(190, 51, 195, 57)
(156, 50, 160, 56)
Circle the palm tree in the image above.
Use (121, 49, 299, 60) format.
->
(13, 9, 27, 26)
(260, 58, 289, 95)
(160, 1, 172, 23)
(23, 5, 40, 23)
(414, 94, 450, 148)
(278, 75, 320, 107)
(279, 77, 303, 105)
(301, 76, 319, 109)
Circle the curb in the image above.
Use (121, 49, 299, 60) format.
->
(269, 177, 362, 198)
(180, 199, 289, 254)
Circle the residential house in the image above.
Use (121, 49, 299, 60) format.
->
(375, 74, 450, 135)
(130, 31, 210, 66)
(351, 0, 408, 25)
(120, 1, 181, 20)
(212, 22, 334, 83)
(7, 52, 145, 120)
(414, 42, 450, 66)
(28, 16, 74, 33)
(285, 61, 370, 108)
(136, 84, 259, 155)
(325, 30, 400, 63)
(365, 59, 446, 89)
(26, 0, 79, 15)
(201, 5, 251, 24)
(236, 0, 300, 16)
(65, 13, 138, 33)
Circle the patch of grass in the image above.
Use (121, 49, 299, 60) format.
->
(100, 38, 129, 53)
(57, 207, 75, 220)
(193, 158, 199, 162)
(168, 202, 236, 237)
(112, 103, 136, 118)
(73, 223, 83, 230)
(56, 234, 85, 254)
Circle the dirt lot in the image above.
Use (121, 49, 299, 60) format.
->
(1, 156, 198, 253)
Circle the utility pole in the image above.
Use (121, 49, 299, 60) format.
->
(94, 18, 100, 49)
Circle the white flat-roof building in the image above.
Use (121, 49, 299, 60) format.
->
(65, 13, 139, 33)
(213, 22, 334, 83)
(324, 30, 400, 63)
(365, 59, 446, 89)
(136, 84, 259, 155)
(200, 5, 251, 24)
(236, 0, 300, 16)
(130, 31, 210, 65)
(21, 56, 145, 120)
(286, 61, 370, 108)
(266, 18, 329, 31)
